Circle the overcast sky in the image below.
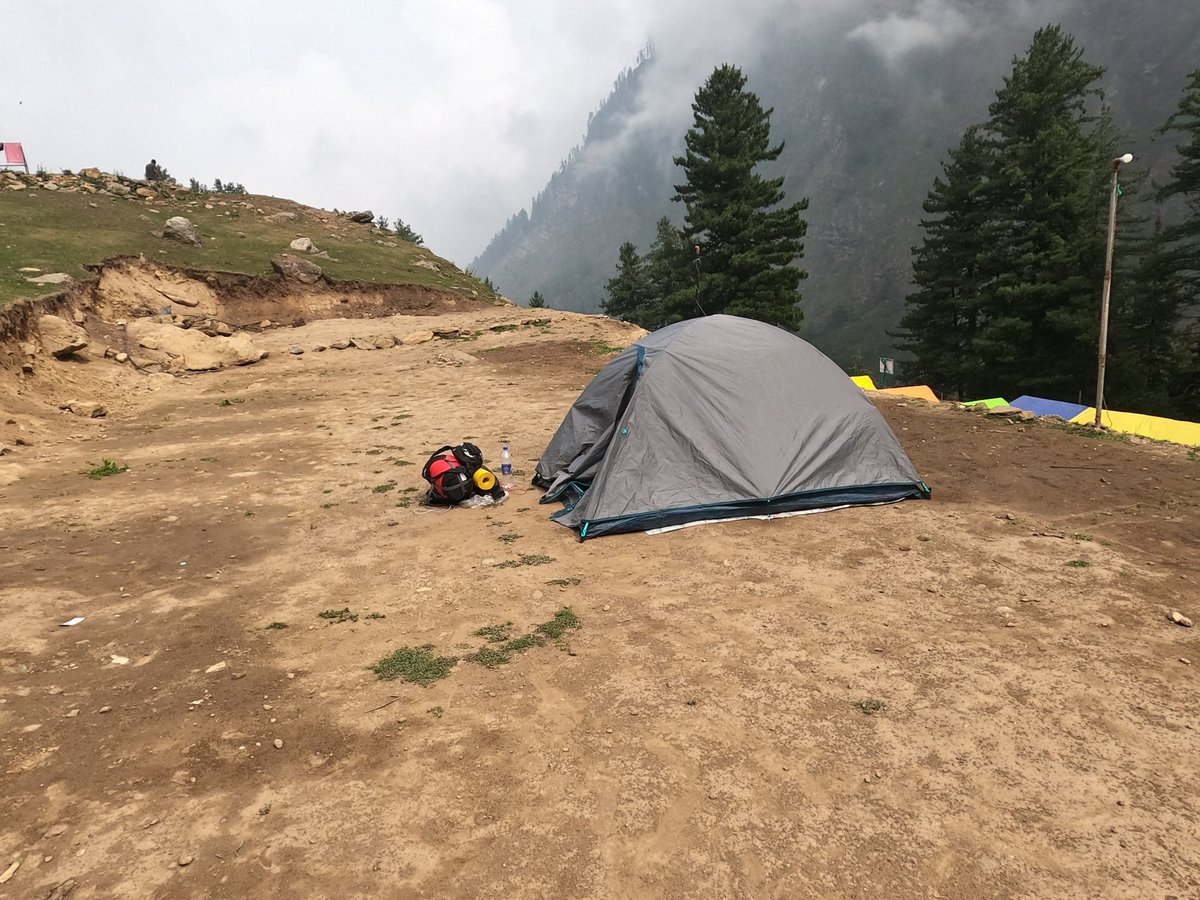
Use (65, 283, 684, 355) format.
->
(0, 1, 1057, 265)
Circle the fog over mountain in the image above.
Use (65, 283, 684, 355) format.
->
(472, 0, 1200, 365)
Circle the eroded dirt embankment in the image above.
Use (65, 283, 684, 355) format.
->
(0, 257, 499, 369)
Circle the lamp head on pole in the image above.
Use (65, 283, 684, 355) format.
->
(1115, 152, 1134, 165)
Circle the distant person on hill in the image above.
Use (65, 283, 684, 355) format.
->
(145, 159, 163, 181)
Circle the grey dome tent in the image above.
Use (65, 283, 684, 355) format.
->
(533, 315, 930, 539)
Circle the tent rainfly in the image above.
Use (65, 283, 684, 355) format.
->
(534, 315, 930, 539)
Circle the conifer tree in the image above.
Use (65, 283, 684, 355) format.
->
(1110, 217, 1188, 414)
(672, 64, 808, 331)
(644, 217, 691, 328)
(896, 126, 995, 398)
(1157, 68, 1200, 300)
(393, 218, 424, 245)
(602, 242, 652, 322)
(973, 25, 1112, 400)
(1144, 67, 1200, 417)
(900, 25, 1118, 402)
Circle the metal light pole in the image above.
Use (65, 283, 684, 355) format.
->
(1094, 152, 1134, 427)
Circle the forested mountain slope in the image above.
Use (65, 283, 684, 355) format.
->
(472, 0, 1200, 366)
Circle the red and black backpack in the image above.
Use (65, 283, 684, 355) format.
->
(421, 443, 484, 504)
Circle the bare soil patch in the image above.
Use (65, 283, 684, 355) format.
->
(1, 306, 1197, 899)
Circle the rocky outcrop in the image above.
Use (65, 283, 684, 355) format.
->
(401, 330, 435, 346)
(271, 254, 323, 285)
(347, 210, 373, 224)
(60, 400, 107, 418)
(126, 319, 264, 371)
(37, 315, 89, 358)
(162, 216, 202, 246)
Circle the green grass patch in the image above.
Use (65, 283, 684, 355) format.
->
(856, 698, 887, 716)
(428, 706, 445, 718)
(474, 622, 515, 643)
(318, 607, 358, 623)
(265, 621, 288, 630)
(535, 607, 581, 639)
(365, 612, 386, 620)
(495, 554, 555, 569)
(502, 634, 545, 653)
(463, 646, 512, 668)
(372, 482, 396, 493)
(1066, 559, 1090, 568)
(535, 614, 580, 643)
(1070, 533, 1094, 542)
(87, 459, 128, 479)
(497, 533, 522, 543)
(589, 339, 625, 356)
(372, 645, 457, 685)
(545, 577, 582, 587)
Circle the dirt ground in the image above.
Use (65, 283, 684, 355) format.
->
(1, 301, 1198, 899)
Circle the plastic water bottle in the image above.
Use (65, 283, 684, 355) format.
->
(500, 445, 514, 489)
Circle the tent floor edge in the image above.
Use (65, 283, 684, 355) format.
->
(578, 483, 929, 539)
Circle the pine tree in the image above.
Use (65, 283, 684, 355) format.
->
(643, 217, 691, 328)
(393, 218, 424, 245)
(973, 25, 1112, 400)
(672, 64, 808, 331)
(602, 242, 653, 322)
(528, 290, 547, 309)
(1110, 217, 1188, 414)
(896, 126, 996, 398)
(1143, 67, 1200, 417)
(1157, 68, 1200, 301)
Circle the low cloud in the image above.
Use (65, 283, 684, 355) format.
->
(848, 0, 975, 64)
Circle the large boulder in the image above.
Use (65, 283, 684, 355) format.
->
(37, 315, 89, 358)
(347, 210, 373, 224)
(289, 237, 316, 253)
(60, 400, 107, 418)
(401, 330, 435, 346)
(126, 320, 263, 371)
(162, 216, 202, 246)
(270, 254, 322, 285)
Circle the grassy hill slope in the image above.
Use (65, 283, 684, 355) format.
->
(0, 171, 493, 308)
